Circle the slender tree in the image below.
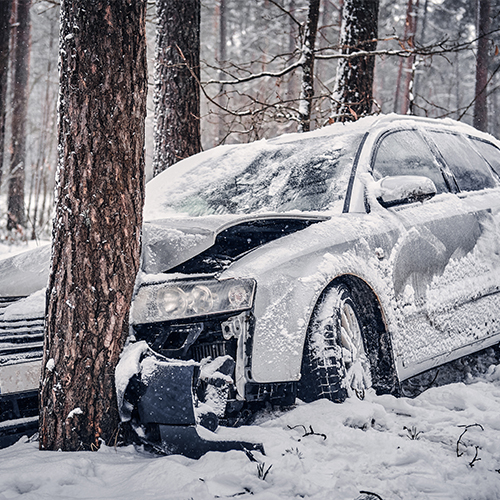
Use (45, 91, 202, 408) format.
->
(394, 0, 419, 115)
(8, 0, 31, 230)
(217, 0, 227, 143)
(473, 0, 490, 131)
(0, 0, 13, 188)
(39, 0, 147, 451)
(331, 0, 379, 121)
(298, 0, 320, 132)
(153, 0, 201, 175)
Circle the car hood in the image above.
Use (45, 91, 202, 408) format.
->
(142, 212, 328, 275)
(0, 213, 328, 298)
(0, 244, 51, 297)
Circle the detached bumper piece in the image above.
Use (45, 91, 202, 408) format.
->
(134, 358, 263, 459)
(157, 425, 263, 459)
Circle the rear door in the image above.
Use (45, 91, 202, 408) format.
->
(370, 127, 500, 377)
(424, 129, 500, 340)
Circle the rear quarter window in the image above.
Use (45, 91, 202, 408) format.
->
(428, 131, 497, 192)
(469, 138, 500, 179)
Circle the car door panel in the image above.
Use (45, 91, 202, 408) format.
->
(370, 128, 500, 378)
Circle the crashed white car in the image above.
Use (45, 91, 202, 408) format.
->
(1, 114, 500, 452)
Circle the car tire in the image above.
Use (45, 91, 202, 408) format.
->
(298, 281, 396, 403)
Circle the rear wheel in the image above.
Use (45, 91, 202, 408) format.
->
(298, 281, 396, 403)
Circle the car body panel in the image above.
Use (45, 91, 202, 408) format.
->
(0, 360, 40, 394)
(218, 118, 500, 385)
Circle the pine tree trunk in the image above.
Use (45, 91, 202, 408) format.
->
(0, 0, 13, 188)
(332, 0, 379, 122)
(8, 0, 31, 231)
(298, 0, 320, 132)
(287, 0, 297, 100)
(473, 0, 490, 131)
(153, 0, 201, 175)
(39, 0, 147, 452)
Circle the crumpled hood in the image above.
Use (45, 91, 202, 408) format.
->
(142, 213, 328, 274)
(0, 244, 51, 296)
(0, 213, 328, 297)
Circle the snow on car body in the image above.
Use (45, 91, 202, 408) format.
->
(1, 114, 500, 452)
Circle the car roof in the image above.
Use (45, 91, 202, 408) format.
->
(268, 113, 494, 146)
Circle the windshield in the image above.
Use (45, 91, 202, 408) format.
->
(145, 129, 364, 219)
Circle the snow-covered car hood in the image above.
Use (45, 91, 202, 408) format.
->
(141, 212, 329, 274)
(0, 244, 51, 297)
(0, 213, 328, 298)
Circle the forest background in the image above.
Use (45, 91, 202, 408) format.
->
(0, 0, 499, 242)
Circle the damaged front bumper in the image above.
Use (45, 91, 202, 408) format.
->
(116, 342, 264, 459)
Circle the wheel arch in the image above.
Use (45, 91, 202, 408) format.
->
(308, 273, 401, 397)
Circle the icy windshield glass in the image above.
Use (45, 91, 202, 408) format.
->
(145, 130, 363, 218)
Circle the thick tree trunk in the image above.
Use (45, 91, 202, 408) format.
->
(473, 0, 490, 131)
(8, 0, 31, 231)
(298, 0, 320, 132)
(153, 0, 201, 175)
(39, 0, 147, 452)
(332, 0, 379, 122)
(0, 0, 13, 188)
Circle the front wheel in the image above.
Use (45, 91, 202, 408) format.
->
(298, 281, 398, 403)
(338, 289, 372, 398)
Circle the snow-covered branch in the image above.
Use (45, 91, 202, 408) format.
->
(202, 30, 500, 87)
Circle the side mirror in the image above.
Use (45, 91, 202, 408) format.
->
(376, 175, 437, 208)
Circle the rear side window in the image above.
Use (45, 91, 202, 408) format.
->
(470, 139, 500, 179)
(372, 129, 448, 193)
(428, 131, 497, 192)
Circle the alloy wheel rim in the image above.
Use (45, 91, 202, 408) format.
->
(339, 300, 372, 398)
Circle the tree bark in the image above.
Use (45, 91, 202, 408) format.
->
(0, 0, 13, 188)
(298, 0, 320, 132)
(8, 0, 31, 231)
(331, 0, 379, 122)
(473, 0, 490, 131)
(153, 0, 201, 175)
(39, 0, 147, 452)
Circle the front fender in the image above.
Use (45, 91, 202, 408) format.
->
(222, 217, 397, 384)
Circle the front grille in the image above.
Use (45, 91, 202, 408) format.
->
(0, 297, 44, 366)
(190, 341, 234, 362)
(134, 314, 240, 362)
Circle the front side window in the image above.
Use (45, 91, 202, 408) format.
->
(428, 131, 497, 192)
(372, 129, 448, 193)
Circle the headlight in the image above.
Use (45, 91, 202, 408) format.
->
(131, 278, 256, 324)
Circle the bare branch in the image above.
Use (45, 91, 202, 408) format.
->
(203, 31, 500, 88)
(266, 0, 302, 28)
(203, 58, 304, 86)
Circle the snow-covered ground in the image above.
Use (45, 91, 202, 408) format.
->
(1, 366, 500, 500)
